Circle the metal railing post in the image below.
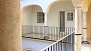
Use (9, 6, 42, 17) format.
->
(33, 26, 34, 37)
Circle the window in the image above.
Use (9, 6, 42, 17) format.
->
(67, 12, 73, 21)
(37, 12, 44, 23)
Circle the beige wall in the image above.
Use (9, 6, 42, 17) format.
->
(23, 6, 33, 25)
(88, 0, 91, 6)
(47, 1, 75, 27)
(0, 0, 22, 51)
(87, 4, 91, 38)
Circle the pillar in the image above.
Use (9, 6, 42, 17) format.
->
(75, 7, 82, 51)
(44, 12, 48, 26)
(44, 12, 48, 38)
(82, 11, 89, 44)
(0, 0, 22, 51)
(73, 1, 83, 51)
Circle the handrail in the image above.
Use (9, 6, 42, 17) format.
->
(40, 32, 75, 51)
(22, 25, 75, 40)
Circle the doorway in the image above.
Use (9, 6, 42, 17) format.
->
(60, 11, 74, 32)
(60, 11, 65, 32)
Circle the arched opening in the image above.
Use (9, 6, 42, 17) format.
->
(21, 1, 75, 42)
(21, 5, 44, 38)
(47, 1, 75, 32)
(22, 5, 43, 26)
(87, 4, 91, 39)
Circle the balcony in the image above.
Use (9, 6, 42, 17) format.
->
(22, 25, 75, 51)
(22, 25, 75, 41)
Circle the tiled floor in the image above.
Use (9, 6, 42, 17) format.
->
(82, 39, 91, 51)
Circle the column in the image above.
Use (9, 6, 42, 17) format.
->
(75, 7, 82, 51)
(0, 0, 22, 51)
(82, 11, 89, 44)
(44, 12, 48, 26)
(73, 1, 83, 51)
(44, 12, 48, 39)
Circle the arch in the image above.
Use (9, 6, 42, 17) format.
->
(21, 4, 44, 26)
(47, 1, 75, 27)
(47, 1, 57, 12)
(47, 0, 59, 13)
(46, 0, 73, 12)
(21, 4, 43, 13)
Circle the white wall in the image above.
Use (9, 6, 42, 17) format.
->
(21, 0, 74, 27)
(23, 6, 33, 34)
(65, 11, 75, 28)
(32, 6, 44, 26)
(23, 1, 75, 27)
(23, 5, 44, 34)
(22, 1, 75, 34)
(23, 5, 44, 26)
(23, 6, 33, 25)
(47, 1, 75, 27)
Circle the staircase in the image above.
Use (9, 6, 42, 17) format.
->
(22, 25, 75, 51)
(40, 32, 75, 51)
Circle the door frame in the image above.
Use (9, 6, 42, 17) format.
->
(58, 11, 65, 32)
(58, 10, 75, 32)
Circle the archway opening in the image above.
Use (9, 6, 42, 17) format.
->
(21, 5, 43, 38)
(47, 1, 75, 29)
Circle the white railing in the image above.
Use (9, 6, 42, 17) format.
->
(40, 32, 75, 51)
(22, 25, 75, 41)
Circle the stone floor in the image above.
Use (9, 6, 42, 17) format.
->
(82, 39, 91, 51)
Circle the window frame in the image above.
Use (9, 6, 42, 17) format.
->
(37, 12, 44, 23)
(67, 12, 73, 21)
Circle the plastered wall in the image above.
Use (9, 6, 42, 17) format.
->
(23, 6, 33, 25)
(47, 1, 75, 27)
(87, 4, 91, 38)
